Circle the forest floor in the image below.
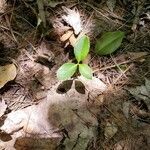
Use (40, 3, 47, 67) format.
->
(0, 0, 150, 150)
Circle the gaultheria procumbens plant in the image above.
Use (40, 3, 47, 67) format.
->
(57, 35, 93, 80)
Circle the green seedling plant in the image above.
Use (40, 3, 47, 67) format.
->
(57, 31, 125, 80)
(57, 35, 93, 80)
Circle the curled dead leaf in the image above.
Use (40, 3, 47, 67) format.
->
(0, 64, 17, 89)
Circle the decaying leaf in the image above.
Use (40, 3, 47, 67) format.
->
(0, 99, 7, 117)
(0, 76, 107, 150)
(0, 64, 17, 89)
(104, 122, 118, 139)
(56, 80, 73, 94)
(75, 80, 85, 94)
(128, 78, 150, 102)
(56, 80, 86, 94)
(127, 79, 150, 121)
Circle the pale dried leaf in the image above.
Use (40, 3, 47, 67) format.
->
(60, 30, 73, 42)
(69, 34, 77, 46)
(0, 64, 17, 89)
(1, 77, 107, 149)
(0, 99, 7, 117)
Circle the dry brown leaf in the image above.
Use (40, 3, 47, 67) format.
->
(60, 30, 73, 42)
(1, 77, 107, 149)
(69, 34, 77, 46)
(0, 99, 7, 117)
(0, 64, 17, 89)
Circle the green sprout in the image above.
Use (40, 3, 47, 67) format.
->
(57, 31, 125, 80)
(57, 35, 92, 80)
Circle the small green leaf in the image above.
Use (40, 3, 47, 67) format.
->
(79, 64, 92, 79)
(74, 35, 90, 62)
(57, 63, 77, 80)
(95, 31, 125, 55)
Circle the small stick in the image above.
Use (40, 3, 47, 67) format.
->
(93, 60, 132, 73)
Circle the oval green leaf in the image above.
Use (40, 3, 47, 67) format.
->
(74, 35, 90, 62)
(95, 31, 125, 55)
(57, 63, 77, 80)
(79, 64, 92, 79)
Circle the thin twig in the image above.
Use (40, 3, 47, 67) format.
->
(110, 55, 127, 78)
(113, 64, 134, 85)
(93, 60, 132, 73)
(5, 15, 18, 44)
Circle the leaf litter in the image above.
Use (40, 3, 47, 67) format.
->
(0, 0, 150, 149)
